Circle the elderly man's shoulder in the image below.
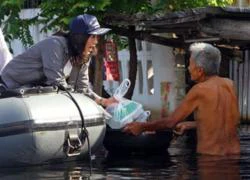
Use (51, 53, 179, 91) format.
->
(189, 81, 214, 94)
(186, 84, 205, 97)
(221, 77, 234, 84)
(215, 76, 234, 88)
(191, 77, 234, 93)
(191, 82, 209, 90)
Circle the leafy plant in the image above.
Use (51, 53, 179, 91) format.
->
(154, 0, 234, 12)
(0, 0, 234, 48)
(0, 0, 34, 46)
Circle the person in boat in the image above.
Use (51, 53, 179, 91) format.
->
(124, 42, 240, 156)
(0, 28, 12, 75)
(0, 14, 115, 106)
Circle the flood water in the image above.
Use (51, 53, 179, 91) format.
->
(0, 126, 250, 180)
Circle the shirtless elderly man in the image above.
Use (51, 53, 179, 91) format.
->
(124, 42, 240, 156)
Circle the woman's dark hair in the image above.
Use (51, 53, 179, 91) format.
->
(53, 30, 89, 60)
(68, 33, 90, 58)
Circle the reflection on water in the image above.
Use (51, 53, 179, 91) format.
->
(0, 126, 250, 179)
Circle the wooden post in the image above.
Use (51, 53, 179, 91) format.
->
(94, 37, 104, 96)
(124, 26, 138, 100)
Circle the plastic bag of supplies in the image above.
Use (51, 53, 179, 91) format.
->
(106, 79, 150, 129)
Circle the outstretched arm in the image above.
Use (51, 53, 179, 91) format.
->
(123, 86, 200, 136)
(173, 121, 197, 135)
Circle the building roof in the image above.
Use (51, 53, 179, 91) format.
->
(104, 6, 250, 49)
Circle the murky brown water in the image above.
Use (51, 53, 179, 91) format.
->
(0, 125, 249, 180)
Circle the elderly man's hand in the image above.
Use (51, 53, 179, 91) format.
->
(173, 121, 196, 136)
(173, 123, 187, 136)
(105, 97, 118, 106)
(123, 122, 144, 136)
(96, 97, 118, 107)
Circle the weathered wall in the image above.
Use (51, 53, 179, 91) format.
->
(230, 50, 250, 122)
(117, 41, 186, 119)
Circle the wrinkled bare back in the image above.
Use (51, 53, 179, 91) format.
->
(195, 76, 240, 155)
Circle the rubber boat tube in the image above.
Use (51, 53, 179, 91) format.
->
(0, 86, 106, 167)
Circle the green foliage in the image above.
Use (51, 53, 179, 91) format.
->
(37, 0, 112, 32)
(108, 34, 128, 51)
(106, 0, 153, 14)
(154, 0, 234, 12)
(0, 0, 234, 48)
(0, 0, 33, 46)
(0, 0, 112, 46)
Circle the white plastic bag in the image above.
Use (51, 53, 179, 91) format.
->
(106, 99, 144, 129)
(134, 111, 151, 122)
(106, 79, 150, 129)
(113, 78, 131, 101)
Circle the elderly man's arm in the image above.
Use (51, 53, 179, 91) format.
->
(123, 85, 200, 136)
(173, 121, 197, 135)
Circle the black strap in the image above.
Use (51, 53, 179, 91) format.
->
(0, 76, 6, 86)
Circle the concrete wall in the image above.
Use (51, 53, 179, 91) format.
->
(234, 0, 250, 7)
(230, 50, 250, 122)
(116, 41, 186, 119)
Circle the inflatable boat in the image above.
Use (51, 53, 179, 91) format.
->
(0, 86, 107, 167)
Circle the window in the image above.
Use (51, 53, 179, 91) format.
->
(137, 61, 143, 94)
(118, 61, 122, 81)
(146, 42, 152, 51)
(136, 40, 142, 51)
(147, 60, 154, 95)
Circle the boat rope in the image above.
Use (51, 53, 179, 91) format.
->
(57, 85, 92, 176)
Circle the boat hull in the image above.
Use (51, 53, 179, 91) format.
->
(103, 126, 173, 155)
(0, 88, 106, 167)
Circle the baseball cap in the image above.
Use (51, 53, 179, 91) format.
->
(69, 14, 111, 35)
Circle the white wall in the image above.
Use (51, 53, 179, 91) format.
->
(117, 41, 181, 118)
(234, 0, 250, 7)
(10, 8, 51, 56)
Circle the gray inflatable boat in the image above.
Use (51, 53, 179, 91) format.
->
(0, 86, 107, 167)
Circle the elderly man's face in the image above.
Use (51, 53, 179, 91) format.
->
(188, 58, 204, 82)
